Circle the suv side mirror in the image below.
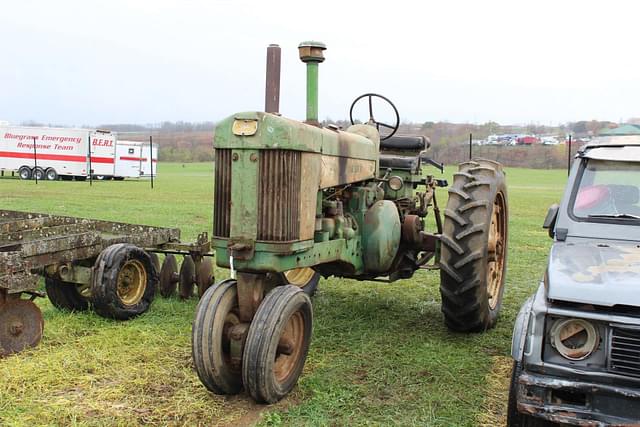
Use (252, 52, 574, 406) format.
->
(542, 204, 559, 238)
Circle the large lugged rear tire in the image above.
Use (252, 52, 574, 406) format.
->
(90, 243, 158, 320)
(45, 277, 90, 312)
(439, 159, 508, 332)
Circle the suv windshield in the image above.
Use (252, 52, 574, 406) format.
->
(573, 159, 640, 222)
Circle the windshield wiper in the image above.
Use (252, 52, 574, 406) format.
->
(588, 213, 640, 220)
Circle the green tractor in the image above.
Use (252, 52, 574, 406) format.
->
(192, 42, 508, 403)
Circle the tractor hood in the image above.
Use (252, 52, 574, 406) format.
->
(547, 241, 640, 308)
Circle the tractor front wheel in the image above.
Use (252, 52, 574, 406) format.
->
(192, 279, 243, 395)
(242, 285, 313, 403)
(439, 159, 508, 332)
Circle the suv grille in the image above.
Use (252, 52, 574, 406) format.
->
(609, 327, 640, 377)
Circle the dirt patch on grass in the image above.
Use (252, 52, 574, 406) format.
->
(476, 355, 512, 427)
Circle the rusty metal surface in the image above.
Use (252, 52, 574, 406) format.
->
(0, 209, 180, 294)
(0, 298, 44, 357)
(517, 371, 640, 426)
(264, 44, 281, 114)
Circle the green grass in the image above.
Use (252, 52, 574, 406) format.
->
(0, 163, 567, 426)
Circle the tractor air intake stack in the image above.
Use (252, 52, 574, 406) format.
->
(298, 41, 326, 126)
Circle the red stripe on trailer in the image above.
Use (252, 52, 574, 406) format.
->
(0, 151, 86, 162)
(0, 151, 114, 164)
(90, 156, 114, 164)
(119, 156, 158, 163)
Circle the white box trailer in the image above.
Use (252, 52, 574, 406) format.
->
(0, 126, 116, 180)
(114, 140, 158, 179)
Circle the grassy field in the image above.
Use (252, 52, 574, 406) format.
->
(0, 163, 567, 426)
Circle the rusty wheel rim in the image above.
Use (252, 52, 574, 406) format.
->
(487, 192, 506, 310)
(116, 259, 147, 306)
(273, 310, 305, 384)
(283, 268, 315, 287)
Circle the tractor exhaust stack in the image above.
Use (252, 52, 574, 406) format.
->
(298, 41, 326, 126)
(264, 44, 281, 114)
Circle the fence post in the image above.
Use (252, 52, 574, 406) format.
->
(33, 137, 38, 184)
(567, 134, 572, 176)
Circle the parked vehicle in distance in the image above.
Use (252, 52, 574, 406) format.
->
(0, 126, 157, 181)
(508, 135, 640, 426)
(516, 135, 539, 145)
(541, 136, 560, 145)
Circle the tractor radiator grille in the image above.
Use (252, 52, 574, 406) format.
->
(213, 149, 232, 237)
(257, 150, 301, 241)
(609, 327, 640, 378)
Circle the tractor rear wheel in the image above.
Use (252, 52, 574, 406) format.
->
(242, 285, 313, 403)
(45, 277, 90, 312)
(439, 159, 508, 332)
(90, 244, 158, 320)
(280, 268, 320, 297)
(192, 279, 243, 395)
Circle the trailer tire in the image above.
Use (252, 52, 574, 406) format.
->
(90, 244, 158, 320)
(439, 159, 508, 332)
(33, 167, 45, 181)
(45, 168, 58, 181)
(45, 277, 90, 312)
(18, 166, 32, 180)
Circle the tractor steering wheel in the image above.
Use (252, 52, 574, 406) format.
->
(349, 93, 400, 141)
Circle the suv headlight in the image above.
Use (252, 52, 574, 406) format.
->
(550, 318, 599, 361)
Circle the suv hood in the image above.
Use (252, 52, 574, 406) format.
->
(547, 241, 640, 307)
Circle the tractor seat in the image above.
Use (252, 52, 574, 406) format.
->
(379, 154, 419, 172)
(380, 135, 429, 152)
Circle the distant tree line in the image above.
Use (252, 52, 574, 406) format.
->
(16, 119, 621, 168)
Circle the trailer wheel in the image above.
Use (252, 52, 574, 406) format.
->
(192, 279, 243, 395)
(90, 243, 158, 320)
(243, 285, 313, 403)
(45, 277, 90, 311)
(33, 167, 45, 181)
(45, 168, 58, 181)
(18, 166, 32, 180)
(280, 268, 320, 297)
(439, 159, 508, 332)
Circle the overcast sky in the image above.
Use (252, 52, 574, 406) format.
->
(1, 0, 639, 126)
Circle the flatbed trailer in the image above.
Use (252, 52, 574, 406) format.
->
(0, 210, 214, 357)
